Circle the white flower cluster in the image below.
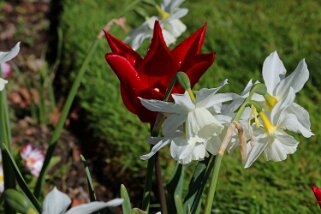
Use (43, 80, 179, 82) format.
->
(124, 0, 188, 50)
(140, 51, 313, 167)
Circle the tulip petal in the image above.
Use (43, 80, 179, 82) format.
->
(66, 199, 123, 214)
(185, 53, 215, 87)
(275, 59, 309, 98)
(172, 23, 207, 68)
(105, 32, 142, 67)
(138, 21, 179, 88)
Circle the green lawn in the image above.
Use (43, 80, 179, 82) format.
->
(59, 0, 321, 212)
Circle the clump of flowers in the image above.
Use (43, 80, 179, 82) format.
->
(20, 144, 44, 177)
(124, 0, 188, 49)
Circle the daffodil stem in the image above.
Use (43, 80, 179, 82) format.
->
(204, 122, 237, 213)
(0, 87, 16, 214)
(142, 74, 179, 212)
(155, 153, 168, 214)
(34, 39, 99, 198)
(204, 83, 266, 212)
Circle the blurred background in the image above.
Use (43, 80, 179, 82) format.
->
(0, 0, 320, 213)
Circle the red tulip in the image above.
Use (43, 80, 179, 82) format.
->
(312, 186, 321, 208)
(105, 21, 215, 124)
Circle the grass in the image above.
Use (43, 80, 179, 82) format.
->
(59, 0, 321, 212)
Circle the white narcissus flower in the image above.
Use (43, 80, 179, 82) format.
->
(20, 144, 44, 177)
(124, 0, 188, 50)
(42, 187, 123, 214)
(140, 80, 236, 164)
(261, 51, 313, 138)
(244, 88, 309, 168)
(0, 42, 20, 90)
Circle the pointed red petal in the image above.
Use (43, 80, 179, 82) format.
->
(312, 186, 321, 207)
(138, 21, 179, 88)
(185, 53, 215, 87)
(106, 53, 146, 94)
(172, 23, 207, 70)
(105, 31, 143, 67)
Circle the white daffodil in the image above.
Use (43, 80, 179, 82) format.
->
(0, 42, 20, 90)
(140, 80, 235, 164)
(42, 187, 123, 214)
(124, 0, 187, 50)
(261, 51, 313, 138)
(244, 88, 309, 168)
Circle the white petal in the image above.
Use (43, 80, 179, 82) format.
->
(270, 88, 295, 125)
(263, 133, 298, 162)
(196, 79, 228, 104)
(139, 97, 184, 114)
(165, 19, 186, 37)
(244, 134, 268, 168)
(279, 112, 313, 138)
(66, 199, 123, 214)
(197, 93, 236, 109)
(206, 135, 222, 155)
(168, 8, 188, 20)
(162, 29, 176, 46)
(0, 78, 8, 91)
(287, 102, 311, 131)
(0, 42, 20, 64)
(275, 59, 309, 98)
(186, 108, 221, 139)
(172, 91, 194, 110)
(262, 51, 286, 94)
(42, 187, 71, 214)
(170, 136, 193, 164)
(141, 138, 171, 160)
(162, 114, 186, 136)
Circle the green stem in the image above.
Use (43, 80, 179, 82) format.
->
(204, 82, 266, 213)
(142, 73, 178, 212)
(204, 154, 223, 214)
(34, 39, 99, 198)
(0, 86, 16, 214)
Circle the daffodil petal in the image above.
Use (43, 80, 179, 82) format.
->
(279, 113, 313, 138)
(42, 187, 71, 214)
(66, 199, 123, 214)
(275, 59, 309, 97)
(0, 42, 20, 64)
(262, 51, 286, 94)
(141, 138, 171, 160)
(263, 133, 298, 162)
(244, 134, 268, 168)
(139, 97, 183, 113)
(270, 88, 295, 125)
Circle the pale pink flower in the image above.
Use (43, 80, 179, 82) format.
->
(20, 144, 44, 177)
(1, 62, 12, 79)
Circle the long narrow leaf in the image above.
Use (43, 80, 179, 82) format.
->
(34, 39, 99, 198)
(174, 195, 184, 214)
(80, 155, 97, 202)
(120, 184, 132, 214)
(166, 164, 184, 213)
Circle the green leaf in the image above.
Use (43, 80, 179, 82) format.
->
(34, 39, 100, 198)
(174, 195, 184, 214)
(166, 164, 184, 213)
(80, 155, 97, 202)
(121, 184, 132, 214)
